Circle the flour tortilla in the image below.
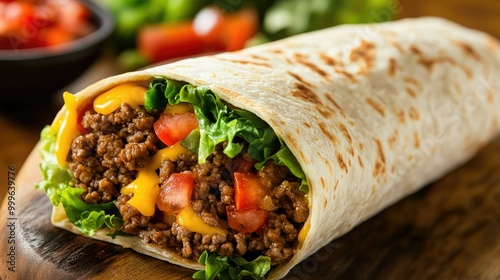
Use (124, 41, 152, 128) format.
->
(49, 17, 500, 279)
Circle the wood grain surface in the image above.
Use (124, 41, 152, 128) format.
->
(1, 0, 500, 279)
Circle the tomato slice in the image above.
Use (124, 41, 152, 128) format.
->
(157, 172, 195, 214)
(226, 206, 267, 233)
(138, 22, 206, 63)
(234, 172, 268, 211)
(76, 102, 93, 134)
(221, 8, 258, 51)
(153, 112, 198, 146)
(42, 26, 74, 47)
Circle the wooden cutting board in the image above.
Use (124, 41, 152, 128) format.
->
(1, 136, 499, 280)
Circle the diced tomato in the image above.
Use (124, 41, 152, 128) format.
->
(137, 6, 258, 63)
(138, 22, 206, 63)
(157, 172, 196, 214)
(76, 102, 93, 134)
(221, 8, 258, 51)
(56, 1, 92, 37)
(153, 112, 198, 146)
(226, 206, 267, 233)
(0, 0, 94, 50)
(234, 173, 268, 210)
(42, 26, 73, 47)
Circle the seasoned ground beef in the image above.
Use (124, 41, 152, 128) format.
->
(69, 104, 163, 204)
(69, 104, 309, 265)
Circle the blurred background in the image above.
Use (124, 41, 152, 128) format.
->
(1, 0, 499, 203)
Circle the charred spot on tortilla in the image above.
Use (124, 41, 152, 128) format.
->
(409, 45, 423, 56)
(294, 53, 331, 81)
(396, 109, 406, 124)
(414, 131, 421, 149)
(291, 82, 321, 104)
(336, 153, 348, 173)
(318, 122, 338, 145)
(287, 71, 315, 89)
(248, 54, 269, 61)
(268, 48, 283, 54)
(408, 106, 420, 121)
(216, 57, 271, 68)
(454, 41, 481, 60)
(302, 121, 312, 129)
(334, 68, 358, 83)
(349, 40, 376, 74)
(388, 40, 404, 53)
(418, 56, 457, 71)
(315, 105, 334, 119)
(365, 97, 386, 117)
(388, 58, 398, 77)
(388, 129, 399, 150)
(373, 139, 386, 177)
(338, 123, 353, 145)
(406, 87, 417, 98)
(357, 154, 364, 169)
(404, 77, 421, 88)
(318, 52, 337, 66)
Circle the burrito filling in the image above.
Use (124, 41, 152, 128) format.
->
(37, 78, 310, 273)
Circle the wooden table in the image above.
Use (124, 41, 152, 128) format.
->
(1, 0, 499, 279)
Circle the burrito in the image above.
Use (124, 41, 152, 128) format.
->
(36, 17, 500, 279)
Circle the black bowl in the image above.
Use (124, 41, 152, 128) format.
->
(0, 0, 114, 104)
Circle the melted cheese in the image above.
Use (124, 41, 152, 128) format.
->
(177, 206, 227, 236)
(93, 83, 146, 114)
(54, 91, 80, 167)
(164, 103, 193, 114)
(53, 85, 226, 235)
(120, 143, 190, 216)
(298, 220, 310, 248)
(121, 168, 159, 217)
(150, 143, 190, 169)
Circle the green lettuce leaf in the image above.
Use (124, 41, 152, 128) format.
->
(35, 125, 123, 236)
(35, 126, 74, 206)
(193, 251, 271, 280)
(59, 187, 123, 236)
(145, 77, 308, 193)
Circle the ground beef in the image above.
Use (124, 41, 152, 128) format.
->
(70, 104, 309, 265)
(69, 104, 163, 204)
(118, 143, 309, 265)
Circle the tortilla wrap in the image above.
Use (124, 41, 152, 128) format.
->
(45, 17, 500, 279)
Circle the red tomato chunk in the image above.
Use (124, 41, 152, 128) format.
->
(226, 206, 267, 233)
(157, 172, 195, 214)
(0, 0, 94, 50)
(234, 172, 268, 211)
(153, 112, 198, 146)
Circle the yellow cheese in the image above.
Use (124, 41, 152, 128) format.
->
(93, 83, 146, 115)
(298, 220, 310, 248)
(164, 103, 193, 114)
(177, 206, 227, 236)
(121, 168, 159, 217)
(150, 142, 190, 169)
(121, 143, 189, 216)
(54, 91, 80, 167)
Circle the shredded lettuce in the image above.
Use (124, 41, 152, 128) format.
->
(35, 126, 123, 237)
(145, 77, 308, 192)
(193, 251, 271, 280)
